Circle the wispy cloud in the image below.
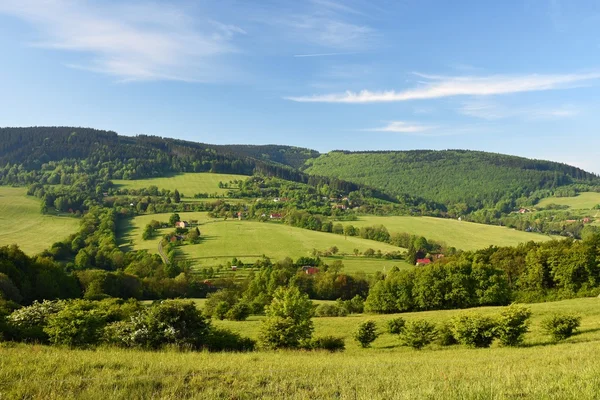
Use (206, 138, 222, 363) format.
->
(0, 0, 245, 82)
(286, 72, 600, 103)
(366, 121, 436, 133)
(294, 52, 358, 58)
(459, 100, 581, 120)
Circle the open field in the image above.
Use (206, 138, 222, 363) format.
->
(537, 192, 600, 210)
(112, 172, 249, 196)
(339, 216, 556, 251)
(121, 212, 413, 273)
(0, 187, 80, 254)
(2, 297, 599, 399)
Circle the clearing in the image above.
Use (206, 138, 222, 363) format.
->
(537, 192, 600, 210)
(0, 187, 80, 255)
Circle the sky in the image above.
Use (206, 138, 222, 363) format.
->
(1, 0, 600, 172)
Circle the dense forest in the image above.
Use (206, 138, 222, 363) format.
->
(304, 150, 600, 212)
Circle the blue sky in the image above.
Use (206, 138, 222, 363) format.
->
(1, 0, 600, 172)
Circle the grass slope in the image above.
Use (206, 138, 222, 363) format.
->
(537, 192, 600, 210)
(2, 297, 599, 399)
(340, 216, 556, 250)
(122, 212, 412, 273)
(113, 172, 248, 196)
(0, 187, 79, 254)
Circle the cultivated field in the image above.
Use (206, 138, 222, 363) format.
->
(0, 187, 79, 254)
(2, 297, 599, 399)
(122, 212, 413, 273)
(112, 172, 249, 196)
(537, 192, 600, 210)
(338, 216, 556, 251)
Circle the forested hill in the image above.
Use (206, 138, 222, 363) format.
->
(303, 150, 600, 209)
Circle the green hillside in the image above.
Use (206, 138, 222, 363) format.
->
(304, 150, 598, 209)
(113, 172, 248, 196)
(537, 192, 600, 210)
(0, 187, 79, 254)
(123, 212, 412, 273)
(339, 216, 556, 250)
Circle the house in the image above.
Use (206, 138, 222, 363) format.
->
(583, 217, 592, 224)
(175, 221, 189, 229)
(302, 266, 320, 275)
(416, 258, 431, 266)
(332, 204, 347, 210)
(518, 208, 531, 214)
(231, 265, 238, 271)
(270, 213, 283, 219)
(432, 254, 445, 260)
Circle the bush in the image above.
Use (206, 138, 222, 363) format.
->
(205, 327, 256, 352)
(259, 287, 314, 349)
(44, 300, 106, 347)
(451, 314, 497, 348)
(436, 322, 458, 346)
(309, 335, 345, 352)
(387, 317, 406, 334)
(8, 300, 66, 343)
(225, 302, 252, 321)
(354, 320, 379, 348)
(399, 319, 437, 349)
(315, 303, 348, 317)
(496, 304, 532, 346)
(541, 313, 581, 341)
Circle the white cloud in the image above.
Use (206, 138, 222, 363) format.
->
(0, 0, 244, 82)
(286, 72, 600, 103)
(367, 121, 436, 133)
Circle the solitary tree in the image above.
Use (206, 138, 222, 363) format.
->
(173, 189, 181, 203)
(354, 320, 379, 348)
(259, 286, 314, 349)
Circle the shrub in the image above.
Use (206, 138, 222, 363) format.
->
(451, 314, 497, 348)
(354, 320, 379, 348)
(44, 300, 106, 347)
(387, 317, 406, 334)
(496, 304, 532, 346)
(399, 319, 437, 349)
(437, 322, 458, 346)
(259, 286, 314, 349)
(205, 327, 256, 352)
(225, 302, 252, 321)
(8, 300, 66, 343)
(542, 313, 581, 341)
(315, 303, 348, 317)
(309, 335, 346, 352)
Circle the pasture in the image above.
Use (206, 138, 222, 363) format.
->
(537, 192, 600, 210)
(338, 215, 556, 251)
(112, 172, 249, 197)
(0, 187, 79, 255)
(2, 297, 599, 399)
(122, 212, 413, 273)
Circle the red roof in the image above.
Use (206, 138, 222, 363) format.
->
(416, 258, 431, 265)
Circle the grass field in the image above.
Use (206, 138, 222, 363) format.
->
(122, 212, 413, 273)
(112, 172, 249, 196)
(2, 297, 599, 399)
(537, 192, 600, 210)
(339, 216, 556, 251)
(0, 187, 80, 255)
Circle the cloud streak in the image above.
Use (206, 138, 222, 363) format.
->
(0, 0, 244, 82)
(366, 121, 436, 133)
(286, 72, 600, 103)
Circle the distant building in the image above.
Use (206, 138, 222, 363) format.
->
(416, 258, 431, 266)
(175, 221, 189, 228)
(270, 213, 283, 219)
(302, 266, 320, 275)
(231, 265, 238, 271)
(583, 217, 592, 224)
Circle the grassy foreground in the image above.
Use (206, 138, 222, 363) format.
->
(339, 216, 556, 251)
(112, 172, 248, 196)
(123, 212, 413, 273)
(0, 187, 80, 254)
(1, 297, 599, 399)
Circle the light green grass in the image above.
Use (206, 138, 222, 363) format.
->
(122, 212, 412, 273)
(112, 172, 249, 196)
(339, 216, 556, 251)
(0, 187, 80, 255)
(537, 192, 600, 210)
(1, 297, 599, 399)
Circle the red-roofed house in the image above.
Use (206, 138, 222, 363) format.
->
(416, 258, 431, 266)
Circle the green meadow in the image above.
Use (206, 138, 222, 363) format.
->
(112, 172, 249, 196)
(537, 192, 600, 210)
(0, 187, 80, 255)
(122, 212, 413, 273)
(338, 215, 556, 250)
(2, 297, 599, 399)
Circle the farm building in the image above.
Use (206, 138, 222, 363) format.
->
(270, 213, 283, 219)
(175, 221, 189, 228)
(302, 266, 320, 275)
(416, 258, 431, 266)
